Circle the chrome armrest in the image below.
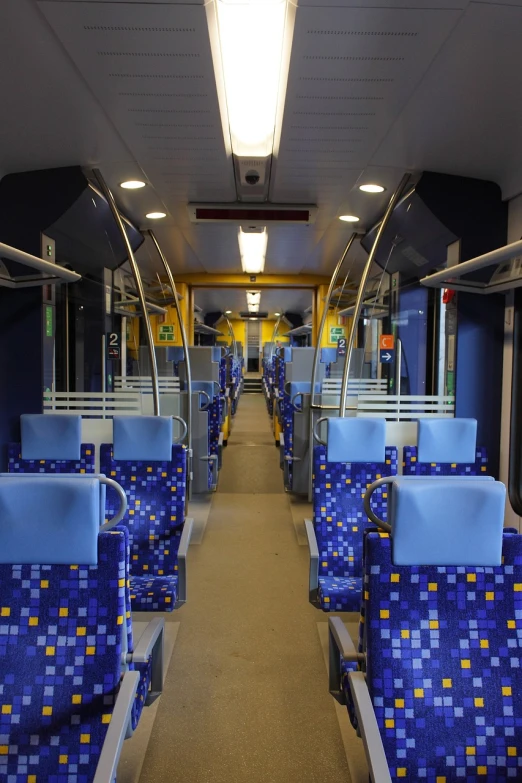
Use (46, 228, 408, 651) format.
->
(328, 616, 364, 704)
(129, 616, 165, 705)
(348, 671, 392, 783)
(177, 517, 194, 603)
(304, 519, 319, 597)
(93, 670, 139, 783)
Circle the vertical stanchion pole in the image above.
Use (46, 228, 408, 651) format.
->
(93, 169, 160, 416)
(339, 174, 410, 418)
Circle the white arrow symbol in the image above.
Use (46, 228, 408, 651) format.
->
(382, 352, 392, 361)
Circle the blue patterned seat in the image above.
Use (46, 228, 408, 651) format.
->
(8, 414, 94, 475)
(404, 417, 488, 477)
(100, 416, 189, 612)
(0, 475, 141, 781)
(312, 439, 397, 612)
(331, 476, 522, 781)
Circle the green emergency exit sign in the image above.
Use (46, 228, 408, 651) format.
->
(329, 326, 345, 343)
(45, 306, 53, 338)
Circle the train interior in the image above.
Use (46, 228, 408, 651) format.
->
(2, 1, 522, 781)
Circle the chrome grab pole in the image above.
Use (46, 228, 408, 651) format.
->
(307, 232, 358, 500)
(310, 232, 359, 411)
(339, 173, 410, 418)
(93, 169, 160, 416)
(148, 230, 192, 466)
(395, 337, 402, 422)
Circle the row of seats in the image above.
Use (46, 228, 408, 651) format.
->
(306, 417, 487, 612)
(328, 474, 522, 781)
(8, 413, 193, 612)
(0, 473, 165, 780)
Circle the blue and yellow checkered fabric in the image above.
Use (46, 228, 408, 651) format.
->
(0, 528, 126, 781)
(8, 443, 95, 475)
(100, 444, 187, 612)
(313, 444, 398, 612)
(363, 530, 522, 781)
(403, 445, 488, 476)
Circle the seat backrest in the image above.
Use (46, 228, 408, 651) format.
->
(363, 478, 522, 781)
(100, 416, 187, 579)
(0, 475, 127, 782)
(8, 414, 94, 474)
(313, 418, 397, 580)
(404, 418, 487, 476)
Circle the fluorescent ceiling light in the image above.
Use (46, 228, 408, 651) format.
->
(239, 227, 267, 274)
(339, 215, 360, 223)
(146, 212, 166, 220)
(248, 304, 260, 313)
(246, 292, 261, 305)
(216, 0, 288, 157)
(359, 184, 385, 194)
(120, 180, 146, 190)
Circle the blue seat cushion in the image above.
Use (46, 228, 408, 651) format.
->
(364, 530, 522, 781)
(0, 529, 126, 781)
(318, 576, 362, 612)
(8, 442, 95, 475)
(403, 445, 488, 476)
(313, 444, 398, 580)
(130, 574, 178, 612)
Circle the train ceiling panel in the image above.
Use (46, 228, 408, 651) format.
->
(374, 2, 522, 199)
(272, 5, 465, 212)
(38, 0, 236, 225)
(194, 287, 313, 319)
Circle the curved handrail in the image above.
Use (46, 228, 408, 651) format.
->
(313, 416, 328, 446)
(292, 392, 304, 412)
(363, 476, 393, 532)
(339, 173, 410, 417)
(172, 415, 188, 444)
(198, 390, 211, 411)
(99, 477, 128, 531)
(93, 169, 160, 416)
(147, 230, 192, 456)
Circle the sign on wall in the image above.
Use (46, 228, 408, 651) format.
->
(106, 332, 121, 359)
(159, 324, 175, 342)
(329, 326, 346, 343)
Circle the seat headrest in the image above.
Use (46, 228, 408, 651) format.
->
(282, 347, 292, 362)
(21, 414, 81, 461)
(167, 346, 185, 363)
(327, 418, 386, 463)
(289, 381, 321, 399)
(113, 416, 173, 462)
(0, 476, 100, 564)
(417, 418, 477, 463)
(320, 347, 337, 364)
(389, 477, 505, 566)
(192, 380, 215, 400)
(211, 347, 222, 362)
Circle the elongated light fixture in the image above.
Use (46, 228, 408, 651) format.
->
(216, 0, 288, 158)
(239, 227, 267, 274)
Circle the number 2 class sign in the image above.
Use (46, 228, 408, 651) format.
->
(379, 334, 394, 364)
(106, 332, 121, 359)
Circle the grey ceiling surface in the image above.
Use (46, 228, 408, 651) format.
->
(0, 0, 521, 280)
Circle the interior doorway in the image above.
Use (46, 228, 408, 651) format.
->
(246, 319, 261, 373)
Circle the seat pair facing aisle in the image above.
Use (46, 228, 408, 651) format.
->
(0, 473, 165, 782)
(306, 418, 488, 613)
(8, 413, 193, 611)
(329, 476, 522, 782)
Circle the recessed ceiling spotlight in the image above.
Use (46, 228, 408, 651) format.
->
(225, 310, 232, 314)
(274, 312, 281, 317)
(339, 215, 360, 223)
(120, 180, 146, 190)
(145, 212, 166, 220)
(359, 184, 385, 194)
